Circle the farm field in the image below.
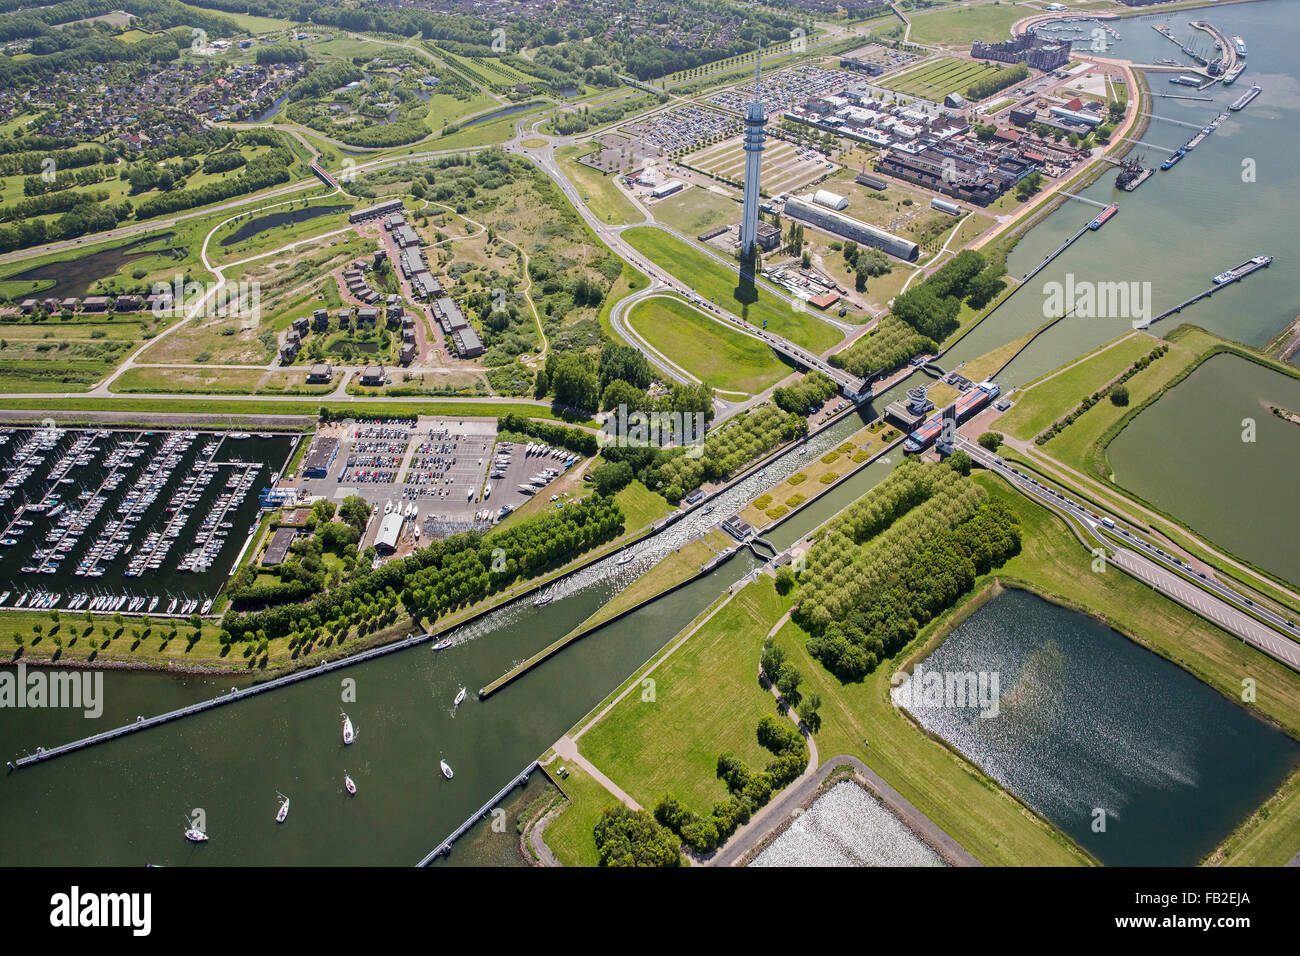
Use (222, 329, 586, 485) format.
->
(881, 56, 1009, 102)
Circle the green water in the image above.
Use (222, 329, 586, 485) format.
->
(1107, 352, 1300, 585)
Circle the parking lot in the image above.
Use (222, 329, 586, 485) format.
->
(282, 416, 587, 551)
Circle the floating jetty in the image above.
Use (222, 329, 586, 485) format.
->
(415, 762, 538, 865)
(1142, 255, 1273, 328)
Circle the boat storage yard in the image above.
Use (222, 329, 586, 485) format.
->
(0, 427, 294, 617)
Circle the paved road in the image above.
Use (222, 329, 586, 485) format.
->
(958, 438, 1300, 670)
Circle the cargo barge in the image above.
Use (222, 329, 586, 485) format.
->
(1089, 204, 1119, 230)
(1160, 147, 1186, 171)
(1223, 63, 1246, 85)
(1230, 84, 1262, 110)
(903, 382, 1000, 454)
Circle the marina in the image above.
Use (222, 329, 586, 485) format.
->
(0, 427, 293, 616)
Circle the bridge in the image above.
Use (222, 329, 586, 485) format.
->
(1141, 113, 1206, 130)
(710, 308, 868, 397)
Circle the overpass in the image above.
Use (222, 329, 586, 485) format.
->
(735, 318, 868, 398)
(957, 437, 1300, 671)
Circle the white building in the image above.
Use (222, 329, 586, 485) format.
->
(813, 189, 849, 211)
(650, 178, 685, 199)
(375, 512, 404, 552)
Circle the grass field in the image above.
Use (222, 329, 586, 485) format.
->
(648, 187, 740, 237)
(577, 576, 791, 815)
(882, 55, 1009, 101)
(1042, 326, 1214, 477)
(997, 331, 1158, 441)
(624, 295, 790, 394)
(554, 143, 644, 226)
(908, 4, 1029, 47)
(620, 228, 843, 354)
(110, 366, 268, 394)
(540, 763, 619, 867)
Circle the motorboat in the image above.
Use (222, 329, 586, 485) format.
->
(533, 591, 553, 607)
(454, 687, 467, 708)
(617, 551, 635, 566)
(431, 638, 453, 651)
(184, 827, 208, 843)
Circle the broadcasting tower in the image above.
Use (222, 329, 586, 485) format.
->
(739, 48, 767, 261)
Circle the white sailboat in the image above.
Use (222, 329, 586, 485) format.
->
(440, 759, 454, 780)
(344, 773, 357, 796)
(341, 711, 355, 745)
(454, 687, 467, 708)
(275, 792, 290, 823)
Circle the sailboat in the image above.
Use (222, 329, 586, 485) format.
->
(454, 687, 467, 708)
(275, 792, 290, 823)
(344, 773, 357, 796)
(440, 759, 454, 780)
(617, 550, 635, 566)
(183, 818, 208, 842)
(341, 711, 355, 745)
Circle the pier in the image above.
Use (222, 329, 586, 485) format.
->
(1141, 113, 1205, 130)
(1141, 256, 1272, 329)
(415, 762, 538, 865)
(1021, 221, 1093, 284)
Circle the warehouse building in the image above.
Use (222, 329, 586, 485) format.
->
(349, 198, 403, 223)
(812, 189, 849, 211)
(301, 436, 340, 478)
(783, 196, 919, 262)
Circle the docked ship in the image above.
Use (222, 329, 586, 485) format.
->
(1116, 160, 1154, 192)
(1160, 147, 1186, 171)
(1230, 84, 1262, 110)
(903, 382, 1000, 454)
(1223, 63, 1246, 85)
(1232, 35, 1247, 57)
(1088, 204, 1119, 231)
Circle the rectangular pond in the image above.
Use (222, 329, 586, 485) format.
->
(898, 588, 1299, 866)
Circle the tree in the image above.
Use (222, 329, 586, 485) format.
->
(977, 431, 1003, 451)
(947, 449, 972, 476)
(775, 663, 802, 706)
(592, 805, 682, 867)
(774, 565, 796, 595)
(1109, 385, 1129, 406)
(796, 692, 823, 733)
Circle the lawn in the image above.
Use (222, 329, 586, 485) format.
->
(541, 763, 620, 867)
(649, 187, 740, 237)
(577, 577, 791, 815)
(110, 366, 268, 394)
(625, 295, 790, 394)
(997, 331, 1158, 440)
(567, 537, 721, 637)
(621, 228, 844, 354)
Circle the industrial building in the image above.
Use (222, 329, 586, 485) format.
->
(301, 436, 340, 478)
(783, 196, 919, 262)
(262, 528, 298, 567)
(875, 144, 1036, 207)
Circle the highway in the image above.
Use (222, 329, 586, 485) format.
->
(957, 438, 1300, 671)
